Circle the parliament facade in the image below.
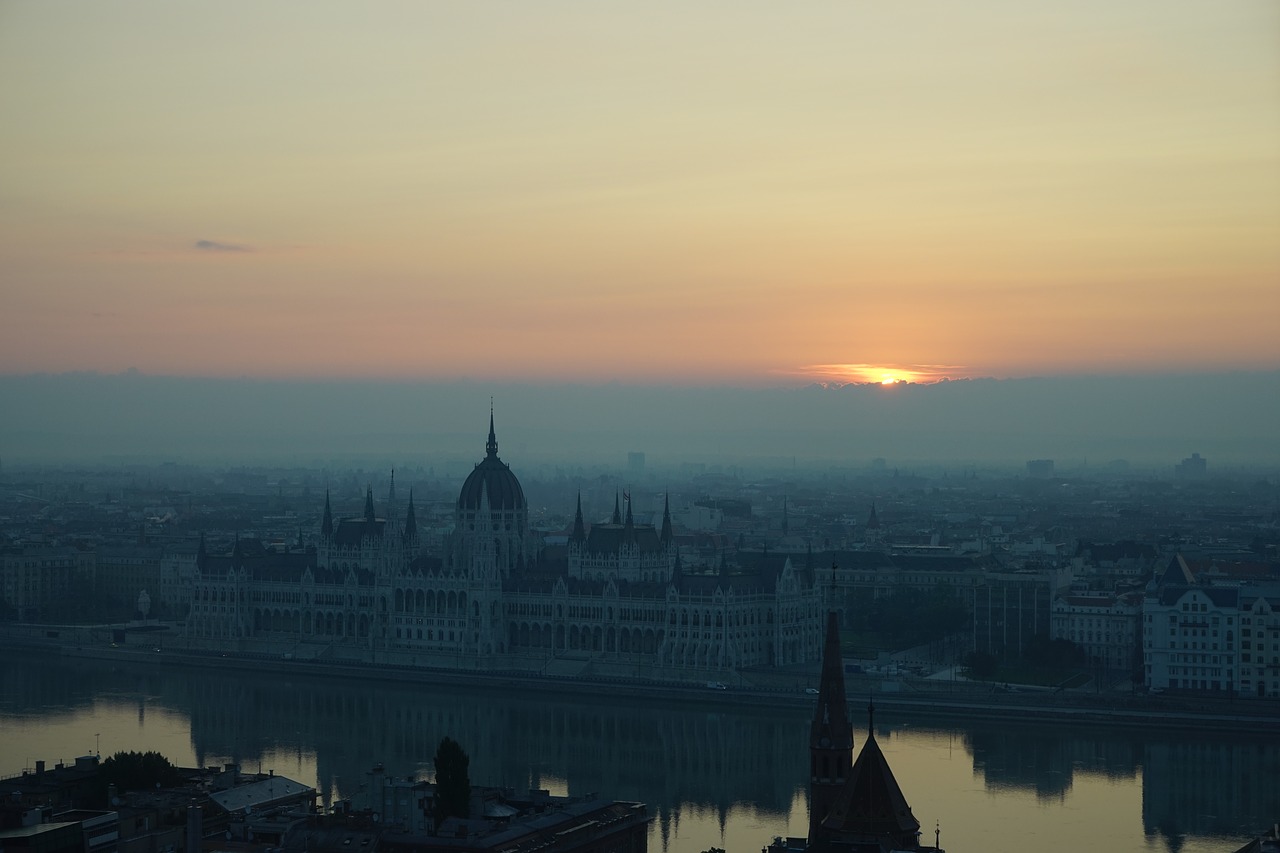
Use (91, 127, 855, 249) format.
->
(186, 415, 824, 675)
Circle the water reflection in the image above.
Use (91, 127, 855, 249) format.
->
(2, 653, 1277, 853)
(966, 725, 1141, 800)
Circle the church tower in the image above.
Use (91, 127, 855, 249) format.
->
(809, 611, 853, 840)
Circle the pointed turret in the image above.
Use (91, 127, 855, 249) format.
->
(867, 502, 880, 530)
(611, 492, 622, 524)
(364, 484, 376, 523)
(623, 492, 635, 543)
(486, 405, 498, 458)
(782, 495, 789, 536)
(809, 611, 854, 841)
(389, 469, 397, 505)
(403, 489, 417, 544)
(321, 490, 333, 539)
(571, 493, 586, 544)
(660, 493, 673, 545)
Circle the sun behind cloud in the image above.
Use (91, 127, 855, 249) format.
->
(786, 364, 963, 385)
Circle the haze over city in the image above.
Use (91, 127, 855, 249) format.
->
(4, 5, 1280, 843)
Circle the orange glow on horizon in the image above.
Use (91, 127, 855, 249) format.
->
(787, 364, 962, 385)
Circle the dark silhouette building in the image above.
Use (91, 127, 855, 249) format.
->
(767, 612, 943, 853)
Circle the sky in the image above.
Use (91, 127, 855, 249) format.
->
(1, 2, 1278, 386)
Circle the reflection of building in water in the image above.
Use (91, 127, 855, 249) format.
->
(174, 664, 805, 819)
(186, 414, 824, 675)
(767, 612, 943, 853)
(965, 725, 1141, 801)
(1142, 737, 1280, 845)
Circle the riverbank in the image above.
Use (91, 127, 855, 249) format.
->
(7, 630, 1277, 735)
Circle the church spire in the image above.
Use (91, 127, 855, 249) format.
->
(809, 610, 854, 842)
(660, 492, 673, 545)
(389, 469, 396, 504)
(572, 492, 586, 543)
(321, 490, 333, 539)
(486, 404, 498, 458)
(623, 490, 635, 542)
(403, 489, 417, 544)
(364, 484, 376, 523)
(611, 492, 622, 524)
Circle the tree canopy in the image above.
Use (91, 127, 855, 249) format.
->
(95, 751, 183, 805)
(433, 737, 471, 827)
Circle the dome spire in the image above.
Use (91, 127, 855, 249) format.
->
(486, 401, 498, 458)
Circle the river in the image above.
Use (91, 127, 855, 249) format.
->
(1, 652, 1274, 853)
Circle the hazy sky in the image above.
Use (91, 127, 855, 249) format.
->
(2, 2, 1277, 385)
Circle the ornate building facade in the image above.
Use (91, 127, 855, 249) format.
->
(187, 415, 825, 675)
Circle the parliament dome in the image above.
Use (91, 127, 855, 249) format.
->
(457, 414, 526, 512)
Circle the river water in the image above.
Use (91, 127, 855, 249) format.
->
(1, 653, 1275, 853)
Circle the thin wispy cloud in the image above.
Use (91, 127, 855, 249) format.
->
(194, 239, 252, 253)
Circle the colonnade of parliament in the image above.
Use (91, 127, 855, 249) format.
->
(184, 415, 825, 675)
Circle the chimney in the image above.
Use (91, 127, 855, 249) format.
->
(35, 761, 45, 776)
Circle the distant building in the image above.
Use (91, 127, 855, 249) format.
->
(1051, 591, 1142, 671)
(187, 414, 825, 675)
(1026, 459, 1055, 479)
(1142, 555, 1280, 697)
(1174, 452, 1207, 480)
(0, 546, 93, 621)
(972, 566, 1074, 659)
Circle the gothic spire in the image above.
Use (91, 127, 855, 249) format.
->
(660, 492, 673, 545)
(486, 404, 498, 458)
(624, 491, 635, 542)
(364, 484, 376, 523)
(572, 492, 586, 543)
(321, 489, 333, 538)
(403, 489, 417, 544)
(389, 469, 396, 504)
(809, 610, 854, 841)
(611, 492, 622, 524)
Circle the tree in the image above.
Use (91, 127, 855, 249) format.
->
(433, 737, 471, 827)
(95, 751, 183, 806)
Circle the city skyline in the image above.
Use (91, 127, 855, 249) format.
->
(2, 2, 1278, 384)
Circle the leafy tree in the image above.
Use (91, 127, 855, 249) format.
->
(433, 737, 471, 827)
(1023, 634, 1088, 668)
(95, 751, 183, 805)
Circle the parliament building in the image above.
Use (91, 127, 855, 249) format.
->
(186, 414, 825, 675)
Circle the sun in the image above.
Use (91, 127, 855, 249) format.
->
(880, 375, 900, 386)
